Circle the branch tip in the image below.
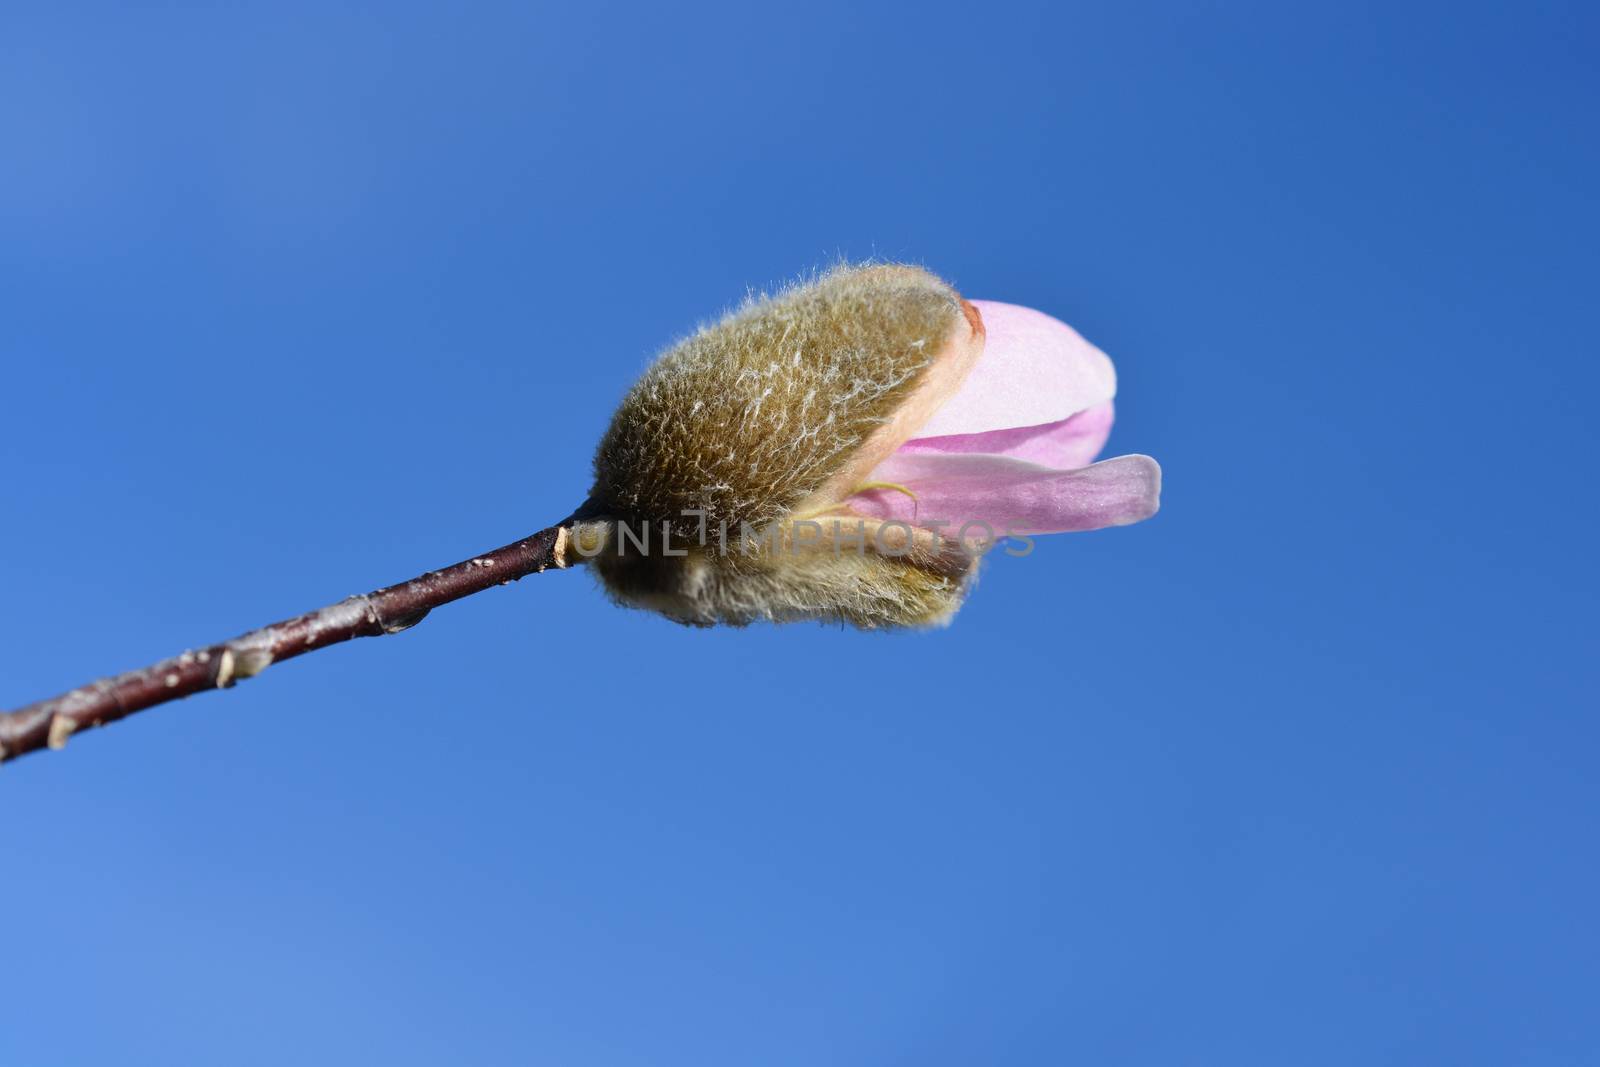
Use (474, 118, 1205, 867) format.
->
(0, 520, 578, 766)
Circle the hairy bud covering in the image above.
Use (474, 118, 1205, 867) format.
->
(584, 263, 981, 629)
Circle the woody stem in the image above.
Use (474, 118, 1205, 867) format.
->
(0, 522, 577, 766)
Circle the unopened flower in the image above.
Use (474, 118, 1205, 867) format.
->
(580, 263, 1160, 627)
(0, 262, 1170, 765)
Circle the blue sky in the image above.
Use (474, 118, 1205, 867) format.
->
(2, 2, 1596, 1063)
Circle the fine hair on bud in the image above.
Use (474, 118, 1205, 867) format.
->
(582, 262, 982, 628)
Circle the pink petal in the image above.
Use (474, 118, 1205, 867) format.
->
(848, 452, 1161, 536)
(896, 399, 1115, 470)
(913, 300, 1116, 438)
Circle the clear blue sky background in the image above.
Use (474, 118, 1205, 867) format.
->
(3, 2, 1595, 1064)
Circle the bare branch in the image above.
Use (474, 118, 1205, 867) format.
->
(0, 522, 577, 765)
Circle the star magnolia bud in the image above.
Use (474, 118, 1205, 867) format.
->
(576, 263, 1161, 628)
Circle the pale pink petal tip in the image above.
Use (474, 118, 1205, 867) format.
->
(849, 453, 1161, 536)
(914, 300, 1116, 439)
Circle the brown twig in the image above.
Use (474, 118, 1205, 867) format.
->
(0, 522, 577, 765)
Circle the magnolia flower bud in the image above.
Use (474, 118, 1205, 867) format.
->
(577, 263, 1161, 628)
